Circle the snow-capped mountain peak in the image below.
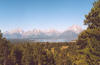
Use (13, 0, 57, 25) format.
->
(67, 25, 83, 33)
(3, 25, 83, 42)
(43, 29, 60, 36)
(5, 28, 24, 34)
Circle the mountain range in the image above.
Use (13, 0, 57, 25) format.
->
(3, 25, 83, 42)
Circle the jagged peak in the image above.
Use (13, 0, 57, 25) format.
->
(67, 24, 83, 33)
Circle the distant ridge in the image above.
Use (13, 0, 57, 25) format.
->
(3, 25, 83, 42)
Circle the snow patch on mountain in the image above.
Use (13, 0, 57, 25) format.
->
(67, 24, 83, 33)
(3, 24, 83, 42)
(4, 28, 24, 34)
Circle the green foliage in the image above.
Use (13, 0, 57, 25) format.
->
(77, 0, 100, 65)
(0, 0, 100, 65)
(0, 31, 11, 65)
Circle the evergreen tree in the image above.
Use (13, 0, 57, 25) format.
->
(77, 0, 100, 65)
(0, 30, 11, 65)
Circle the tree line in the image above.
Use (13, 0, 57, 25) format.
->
(0, 0, 100, 65)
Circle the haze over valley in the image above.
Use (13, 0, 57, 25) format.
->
(3, 25, 83, 42)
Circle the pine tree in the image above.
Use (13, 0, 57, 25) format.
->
(0, 30, 11, 65)
(77, 0, 100, 65)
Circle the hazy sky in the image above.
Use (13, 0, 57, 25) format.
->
(0, 0, 94, 32)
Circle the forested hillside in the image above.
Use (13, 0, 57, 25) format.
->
(0, 0, 100, 65)
(0, 32, 77, 65)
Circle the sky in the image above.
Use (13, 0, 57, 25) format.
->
(0, 0, 95, 32)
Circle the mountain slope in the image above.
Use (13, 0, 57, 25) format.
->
(3, 25, 83, 42)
